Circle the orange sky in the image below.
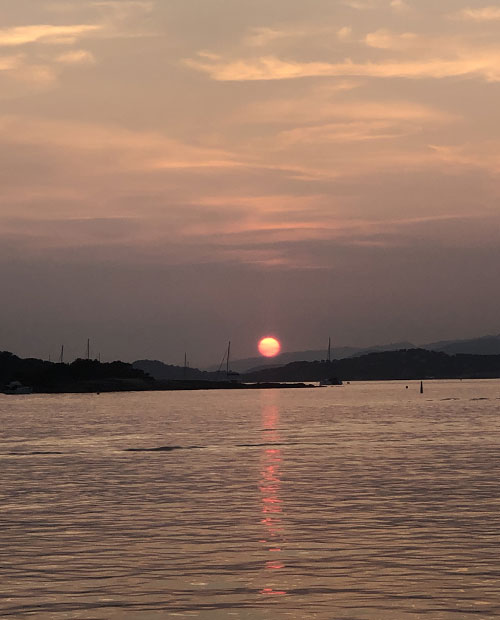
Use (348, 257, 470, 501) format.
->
(1, 0, 500, 364)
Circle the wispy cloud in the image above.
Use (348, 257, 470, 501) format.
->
(244, 27, 299, 47)
(0, 115, 242, 173)
(342, 0, 377, 10)
(47, 0, 154, 16)
(337, 26, 352, 41)
(429, 142, 500, 174)
(454, 6, 500, 22)
(0, 0, 153, 90)
(342, 0, 408, 10)
(0, 55, 20, 70)
(90, 0, 154, 9)
(0, 55, 57, 86)
(0, 24, 101, 47)
(55, 49, 96, 65)
(364, 29, 418, 50)
(242, 95, 453, 124)
(278, 120, 419, 145)
(185, 51, 500, 82)
(390, 0, 410, 12)
(244, 24, 354, 48)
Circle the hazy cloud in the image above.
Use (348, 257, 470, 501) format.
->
(0, 55, 20, 70)
(337, 26, 352, 40)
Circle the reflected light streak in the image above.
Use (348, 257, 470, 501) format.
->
(258, 393, 287, 597)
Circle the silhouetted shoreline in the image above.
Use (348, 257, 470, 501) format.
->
(32, 380, 314, 393)
(3, 348, 500, 394)
(0, 351, 313, 393)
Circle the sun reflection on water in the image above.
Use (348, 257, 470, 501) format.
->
(259, 393, 287, 597)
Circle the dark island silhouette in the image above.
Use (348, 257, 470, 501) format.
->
(0, 352, 152, 393)
(243, 348, 500, 382)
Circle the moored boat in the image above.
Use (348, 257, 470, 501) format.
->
(320, 377, 343, 386)
(2, 381, 33, 395)
(217, 341, 241, 383)
(320, 337, 343, 385)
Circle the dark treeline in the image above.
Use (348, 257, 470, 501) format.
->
(0, 351, 150, 393)
(243, 349, 500, 382)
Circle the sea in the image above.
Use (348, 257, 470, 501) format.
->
(1, 380, 500, 619)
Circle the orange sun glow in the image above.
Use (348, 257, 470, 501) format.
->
(258, 337, 281, 358)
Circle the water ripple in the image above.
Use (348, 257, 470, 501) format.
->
(1, 382, 500, 618)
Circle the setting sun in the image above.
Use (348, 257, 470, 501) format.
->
(258, 337, 281, 358)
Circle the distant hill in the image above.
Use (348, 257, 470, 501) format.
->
(209, 341, 415, 373)
(209, 335, 500, 372)
(424, 334, 500, 356)
(133, 359, 226, 381)
(243, 349, 500, 382)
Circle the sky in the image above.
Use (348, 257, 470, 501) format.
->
(1, 0, 500, 366)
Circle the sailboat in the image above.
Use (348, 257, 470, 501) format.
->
(2, 381, 33, 395)
(320, 337, 343, 386)
(320, 376, 343, 386)
(218, 341, 241, 382)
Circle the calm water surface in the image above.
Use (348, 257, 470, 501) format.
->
(1, 380, 500, 619)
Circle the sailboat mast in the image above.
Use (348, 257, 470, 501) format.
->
(328, 337, 331, 363)
(60, 345, 64, 364)
(227, 341, 231, 376)
(87, 338, 90, 360)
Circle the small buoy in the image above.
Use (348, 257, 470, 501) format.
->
(406, 385, 408, 389)
(420, 381, 423, 394)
